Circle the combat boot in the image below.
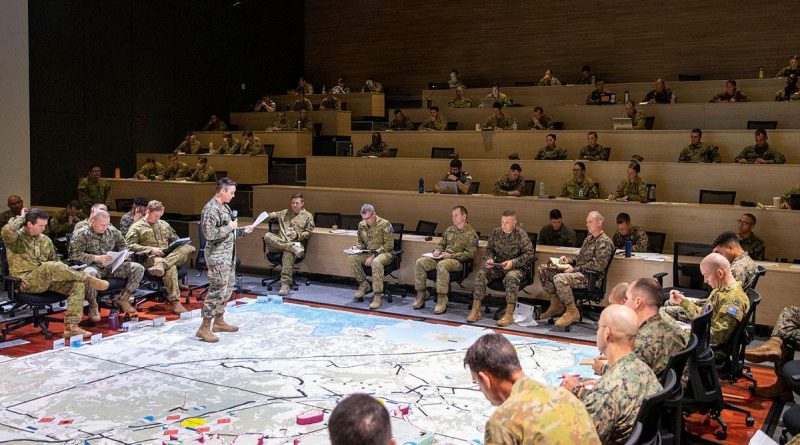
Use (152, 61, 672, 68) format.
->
(466, 300, 482, 323)
(539, 293, 565, 319)
(196, 318, 219, 343)
(496, 304, 516, 327)
(147, 259, 166, 277)
(353, 282, 370, 302)
(369, 294, 383, 310)
(745, 336, 783, 364)
(213, 314, 239, 332)
(554, 304, 581, 327)
(63, 323, 91, 339)
(114, 292, 137, 314)
(413, 290, 427, 309)
(752, 378, 793, 401)
(85, 275, 110, 291)
(433, 294, 449, 315)
(87, 300, 101, 323)
(278, 283, 291, 296)
(170, 300, 188, 314)
(290, 243, 305, 259)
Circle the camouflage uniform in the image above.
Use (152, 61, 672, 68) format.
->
(770, 307, 800, 350)
(485, 377, 601, 445)
(175, 139, 201, 154)
(0, 210, 18, 228)
(270, 119, 294, 131)
(189, 165, 216, 182)
(77, 177, 111, 214)
(538, 224, 578, 247)
(483, 93, 513, 107)
(358, 142, 389, 157)
(492, 175, 526, 196)
(561, 177, 598, 199)
(1, 216, 89, 325)
(125, 218, 194, 303)
(627, 110, 647, 129)
(68, 224, 145, 305)
(388, 116, 415, 131)
(297, 83, 314, 94)
(414, 224, 477, 295)
(775, 86, 800, 101)
(438, 171, 473, 194)
(612, 177, 648, 201)
(241, 137, 264, 155)
(73, 218, 90, 234)
(527, 115, 554, 130)
(136, 162, 165, 179)
(218, 139, 242, 155)
(118, 209, 136, 236)
(484, 114, 513, 130)
(631, 315, 686, 379)
(292, 98, 313, 111)
(472, 227, 534, 306)
(200, 198, 248, 319)
(580, 353, 662, 445)
(739, 233, 765, 261)
(731, 252, 758, 290)
(263, 209, 314, 285)
(49, 208, 86, 237)
(419, 115, 448, 131)
(202, 120, 227, 131)
(319, 97, 340, 110)
(537, 77, 562, 86)
(710, 90, 749, 102)
(537, 232, 614, 306)
(776, 67, 800, 78)
(365, 82, 383, 93)
(734, 143, 786, 164)
(612, 226, 648, 252)
(535, 145, 568, 160)
(162, 161, 190, 180)
(644, 89, 673, 104)
(448, 97, 473, 108)
(579, 144, 609, 161)
(349, 216, 395, 296)
(297, 116, 314, 132)
(679, 143, 721, 163)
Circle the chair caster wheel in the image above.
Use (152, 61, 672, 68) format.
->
(748, 383, 757, 392)
(547, 318, 555, 325)
(715, 430, 727, 440)
(746, 416, 755, 427)
(564, 325, 571, 332)
(267, 286, 273, 291)
(703, 418, 711, 426)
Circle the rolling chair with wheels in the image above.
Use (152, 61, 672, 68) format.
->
(431, 147, 455, 158)
(414, 220, 438, 236)
(653, 242, 713, 300)
(623, 423, 643, 445)
(632, 369, 678, 445)
(779, 360, 800, 444)
(362, 223, 405, 304)
(644, 116, 656, 130)
(483, 233, 538, 323)
(699, 189, 736, 205)
(747, 120, 778, 130)
(645, 231, 666, 254)
(339, 214, 362, 230)
(715, 289, 761, 389)
(313, 212, 341, 229)
(523, 180, 536, 196)
(660, 334, 697, 445)
(556, 248, 614, 331)
(260, 220, 309, 291)
(468, 181, 480, 194)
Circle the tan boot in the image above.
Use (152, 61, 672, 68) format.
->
(213, 314, 239, 332)
(745, 336, 783, 364)
(353, 282, 370, 302)
(554, 304, 581, 327)
(497, 304, 516, 327)
(170, 301, 188, 314)
(196, 318, 219, 342)
(85, 275, 110, 291)
(466, 300, 482, 323)
(63, 323, 91, 339)
(539, 293, 565, 319)
(278, 283, 291, 296)
(413, 290, 427, 309)
(147, 260, 166, 277)
(114, 292, 137, 314)
(753, 378, 793, 401)
(87, 301, 101, 323)
(369, 294, 383, 310)
(434, 294, 449, 315)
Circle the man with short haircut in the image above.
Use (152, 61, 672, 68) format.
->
(483, 101, 513, 130)
(328, 394, 395, 445)
(49, 200, 85, 237)
(197, 178, 254, 342)
(537, 211, 615, 327)
(202, 114, 227, 131)
(413, 206, 477, 314)
(69, 210, 145, 321)
(561, 305, 662, 445)
(296, 77, 313, 94)
(241, 131, 265, 155)
(624, 101, 646, 129)
(538, 68, 562, 86)
(174, 132, 201, 154)
(481, 84, 513, 107)
(2, 208, 110, 339)
(679, 128, 722, 163)
(118, 197, 148, 236)
(77, 165, 111, 214)
(467, 210, 534, 327)
(218, 132, 241, 154)
(363, 77, 383, 93)
(735, 129, 786, 164)
(465, 333, 601, 445)
(579, 131, 609, 161)
(161, 155, 190, 180)
(418, 106, 448, 131)
(538, 208, 577, 247)
(710, 79, 749, 102)
(612, 212, 648, 252)
(643, 78, 673, 104)
(712, 231, 758, 291)
(577, 65, 593, 85)
(74, 203, 108, 233)
(295, 108, 314, 132)
(737, 213, 765, 260)
(745, 305, 800, 400)
(775, 74, 800, 101)
(434, 159, 472, 194)
(492, 164, 525, 196)
(136, 157, 165, 180)
(527, 106, 554, 130)
(319, 90, 340, 111)
(331, 77, 350, 95)
(607, 282, 629, 305)
(387, 109, 414, 130)
(358, 132, 389, 157)
(561, 161, 598, 199)
(268, 113, 293, 131)
(125, 200, 194, 314)
(253, 95, 276, 112)
(448, 86, 472, 108)
(189, 157, 216, 182)
(448, 69, 464, 88)
(586, 78, 612, 105)
(263, 193, 314, 296)
(776, 55, 800, 78)
(0, 195, 24, 227)
(535, 133, 567, 160)
(349, 204, 395, 310)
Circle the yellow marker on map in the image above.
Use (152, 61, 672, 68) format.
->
(181, 417, 206, 428)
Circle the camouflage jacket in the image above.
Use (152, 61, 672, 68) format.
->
(189, 166, 216, 182)
(297, 83, 314, 94)
(484, 114, 513, 130)
(679, 143, 721, 163)
(125, 218, 178, 252)
(200, 197, 247, 266)
(538, 77, 562, 86)
(73, 218, 90, 234)
(68, 225, 127, 268)
(612, 177, 648, 201)
(634, 315, 687, 379)
(775, 86, 800, 101)
(356, 216, 395, 255)
(436, 224, 478, 262)
(572, 232, 614, 273)
(627, 110, 647, 129)
(175, 139, 201, 154)
(270, 120, 294, 131)
(218, 139, 242, 155)
(580, 144, 609, 161)
(419, 115, 448, 131)
(203, 120, 227, 131)
(296, 116, 314, 132)
(269, 209, 314, 243)
(561, 177, 598, 199)
(292, 98, 313, 111)
(739, 233, 765, 261)
(1, 216, 59, 277)
(731, 252, 758, 290)
(680, 280, 749, 356)
(388, 116, 415, 131)
(77, 177, 111, 213)
(448, 97, 473, 108)
(710, 90, 749, 102)
(49, 208, 86, 237)
(358, 142, 389, 157)
(644, 89, 673, 104)
(535, 145, 567, 160)
(484, 93, 513, 107)
(539, 224, 577, 247)
(320, 97, 340, 110)
(492, 175, 526, 196)
(612, 226, 649, 252)
(527, 115, 554, 130)
(438, 171, 473, 194)
(0, 210, 18, 228)
(137, 162, 165, 178)
(484, 226, 534, 269)
(241, 137, 264, 155)
(118, 210, 136, 236)
(163, 162, 191, 180)
(734, 143, 786, 164)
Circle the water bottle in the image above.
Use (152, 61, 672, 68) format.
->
(512, 119, 517, 130)
(418, 178, 425, 193)
(209, 142, 214, 153)
(297, 120, 302, 131)
(671, 91, 677, 104)
(322, 85, 326, 94)
(108, 311, 120, 330)
(426, 98, 432, 108)
(647, 184, 657, 202)
(758, 66, 764, 79)
(623, 90, 629, 104)
(538, 181, 545, 198)
(625, 240, 632, 257)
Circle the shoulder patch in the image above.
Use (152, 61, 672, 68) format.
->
(472, 239, 479, 246)
(386, 225, 394, 233)
(726, 306, 740, 317)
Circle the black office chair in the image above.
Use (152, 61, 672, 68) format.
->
(431, 147, 455, 158)
(644, 116, 656, 130)
(660, 334, 697, 445)
(414, 220, 438, 236)
(260, 221, 309, 292)
(746, 120, 778, 130)
(523, 180, 536, 196)
(645, 231, 667, 254)
(653, 242, 713, 300)
(339, 214, 362, 230)
(116, 198, 134, 212)
(214, 170, 228, 181)
(678, 74, 701, 81)
(552, 121, 564, 130)
(623, 423, 643, 445)
(699, 189, 736, 205)
(780, 360, 800, 444)
(386, 148, 398, 157)
(749, 266, 767, 291)
(468, 181, 480, 194)
(559, 248, 614, 331)
(574, 229, 588, 247)
(312, 123, 323, 137)
(187, 222, 213, 302)
(363, 223, 405, 303)
(633, 369, 677, 445)
(514, 81, 536, 87)
(485, 233, 538, 319)
(424, 258, 475, 304)
(716, 289, 761, 392)
(446, 122, 458, 131)
(313, 212, 341, 229)
(603, 147, 612, 161)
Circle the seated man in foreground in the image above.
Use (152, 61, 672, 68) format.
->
(348, 204, 395, 310)
(263, 193, 314, 296)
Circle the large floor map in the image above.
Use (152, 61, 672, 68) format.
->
(0, 301, 598, 444)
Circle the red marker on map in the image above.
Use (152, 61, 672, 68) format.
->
(296, 409, 324, 425)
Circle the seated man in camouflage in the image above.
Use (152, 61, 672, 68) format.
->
(537, 68, 562, 86)
(527, 106, 554, 130)
(447, 86, 472, 108)
(737, 213, 765, 260)
(745, 305, 800, 400)
(560, 161, 598, 199)
(188, 157, 216, 182)
(712, 231, 758, 291)
(538, 209, 577, 247)
(125, 200, 193, 314)
(74, 203, 107, 233)
(357, 132, 389, 157)
(624, 101, 647, 129)
(69, 210, 145, 321)
(295, 108, 314, 132)
(292, 91, 313, 111)
(319, 90, 341, 111)
(679, 128, 721, 163)
(202, 114, 227, 131)
(160, 155, 190, 180)
(174, 131, 201, 154)
(586, 78, 613, 105)
(363, 78, 383, 93)
(579, 131, 609, 161)
(418, 106, 448, 131)
(710, 79, 749, 102)
(481, 84, 513, 107)
(2, 208, 110, 339)
(331, 77, 350, 95)
(608, 161, 648, 201)
(348, 204, 395, 310)
(491, 163, 525, 197)
(387, 109, 414, 130)
(118, 196, 148, 236)
(612, 212, 649, 252)
(433, 159, 472, 194)
(538, 211, 614, 327)
(467, 210, 534, 327)
(253, 95, 276, 112)
(49, 200, 85, 238)
(535, 133, 568, 160)
(77, 165, 111, 214)
(734, 129, 786, 164)
(775, 74, 800, 101)
(643, 78, 673, 104)
(296, 77, 314, 94)
(413, 205, 477, 314)
(0, 194, 24, 228)
(465, 333, 601, 445)
(263, 193, 314, 296)
(136, 157, 165, 180)
(561, 305, 662, 444)
(483, 101, 513, 130)
(217, 132, 241, 154)
(241, 130, 265, 155)
(268, 113, 293, 131)
(776, 55, 799, 78)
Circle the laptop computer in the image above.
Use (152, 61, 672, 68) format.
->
(613, 117, 633, 130)
(437, 181, 459, 194)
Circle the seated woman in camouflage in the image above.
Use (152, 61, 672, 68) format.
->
(608, 161, 648, 202)
(561, 161, 598, 199)
(535, 134, 567, 160)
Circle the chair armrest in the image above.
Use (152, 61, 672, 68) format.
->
(3, 275, 21, 299)
(653, 272, 668, 286)
(583, 268, 602, 289)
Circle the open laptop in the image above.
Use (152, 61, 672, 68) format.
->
(612, 117, 633, 130)
(437, 181, 459, 194)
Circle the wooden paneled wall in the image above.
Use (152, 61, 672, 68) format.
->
(305, 0, 797, 95)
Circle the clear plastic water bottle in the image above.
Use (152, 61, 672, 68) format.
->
(418, 178, 425, 194)
(512, 119, 517, 130)
(758, 66, 764, 79)
(623, 90, 629, 104)
(539, 181, 545, 198)
(322, 85, 326, 94)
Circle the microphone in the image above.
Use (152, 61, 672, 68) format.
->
(231, 210, 238, 221)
